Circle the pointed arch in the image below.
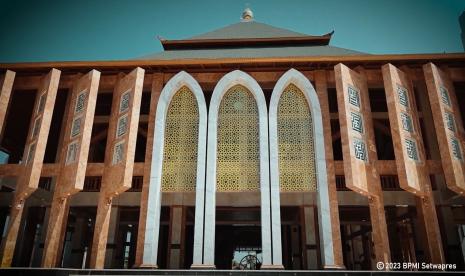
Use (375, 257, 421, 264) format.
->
(203, 70, 273, 266)
(143, 71, 207, 266)
(269, 68, 335, 266)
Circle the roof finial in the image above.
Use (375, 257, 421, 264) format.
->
(241, 5, 254, 22)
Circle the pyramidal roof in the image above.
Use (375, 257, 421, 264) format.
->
(188, 21, 308, 40)
(139, 9, 365, 60)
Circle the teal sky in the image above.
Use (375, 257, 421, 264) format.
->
(0, 0, 464, 63)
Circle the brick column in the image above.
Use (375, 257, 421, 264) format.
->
(334, 64, 391, 267)
(42, 70, 100, 267)
(0, 69, 60, 267)
(0, 70, 15, 138)
(382, 64, 445, 264)
(90, 68, 144, 269)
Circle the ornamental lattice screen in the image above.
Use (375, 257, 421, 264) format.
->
(161, 86, 199, 192)
(216, 85, 260, 192)
(278, 84, 316, 192)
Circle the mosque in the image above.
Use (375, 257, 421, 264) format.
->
(0, 8, 464, 272)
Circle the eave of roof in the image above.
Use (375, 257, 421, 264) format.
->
(161, 32, 333, 50)
(1, 53, 465, 74)
(143, 45, 365, 60)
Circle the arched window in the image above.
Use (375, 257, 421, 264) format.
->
(269, 68, 336, 267)
(216, 85, 260, 192)
(161, 86, 199, 192)
(203, 70, 273, 267)
(143, 71, 207, 267)
(277, 84, 316, 192)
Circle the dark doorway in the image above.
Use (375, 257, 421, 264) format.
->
(340, 206, 374, 270)
(183, 207, 195, 269)
(281, 224, 303, 269)
(13, 206, 46, 267)
(215, 225, 262, 269)
(113, 207, 139, 268)
(281, 206, 308, 270)
(215, 207, 261, 270)
(61, 207, 96, 268)
(385, 206, 418, 268)
(156, 206, 170, 269)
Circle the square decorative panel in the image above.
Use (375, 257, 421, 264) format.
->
(451, 138, 463, 161)
(37, 92, 46, 114)
(116, 115, 128, 138)
(71, 117, 82, 138)
(119, 91, 130, 113)
(26, 143, 36, 164)
(65, 141, 79, 165)
(75, 91, 87, 114)
(350, 112, 364, 134)
(397, 85, 409, 108)
(348, 86, 360, 108)
(444, 112, 456, 132)
(112, 141, 125, 164)
(400, 112, 414, 133)
(440, 86, 451, 107)
(405, 138, 419, 161)
(353, 139, 367, 161)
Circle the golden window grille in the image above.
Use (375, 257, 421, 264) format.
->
(278, 84, 316, 192)
(161, 86, 199, 192)
(216, 85, 260, 192)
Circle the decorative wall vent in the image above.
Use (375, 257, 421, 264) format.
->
(75, 91, 87, 114)
(112, 140, 125, 164)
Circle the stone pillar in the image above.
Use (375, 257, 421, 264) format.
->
(90, 68, 144, 269)
(423, 63, 465, 195)
(104, 206, 118, 268)
(314, 70, 345, 269)
(0, 70, 15, 138)
(0, 193, 25, 267)
(368, 195, 391, 266)
(42, 198, 70, 267)
(135, 73, 163, 267)
(414, 68, 451, 264)
(382, 64, 444, 264)
(0, 69, 60, 267)
(167, 206, 185, 269)
(334, 64, 391, 267)
(42, 70, 100, 267)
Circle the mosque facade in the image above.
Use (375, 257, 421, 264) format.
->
(0, 8, 464, 271)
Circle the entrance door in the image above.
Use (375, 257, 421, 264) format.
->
(14, 206, 46, 267)
(216, 225, 262, 269)
(61, 207, 96, 268)
(113, 207, 139, 268)
(215, 207, 261, 270)
(119, 224, 136, 269)
(340, 207, 374, 270)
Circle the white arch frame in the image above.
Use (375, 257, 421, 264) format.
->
(269, 68, 335, 267)
(143, 71, 207, 267)
(203, 70, 273, 266)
